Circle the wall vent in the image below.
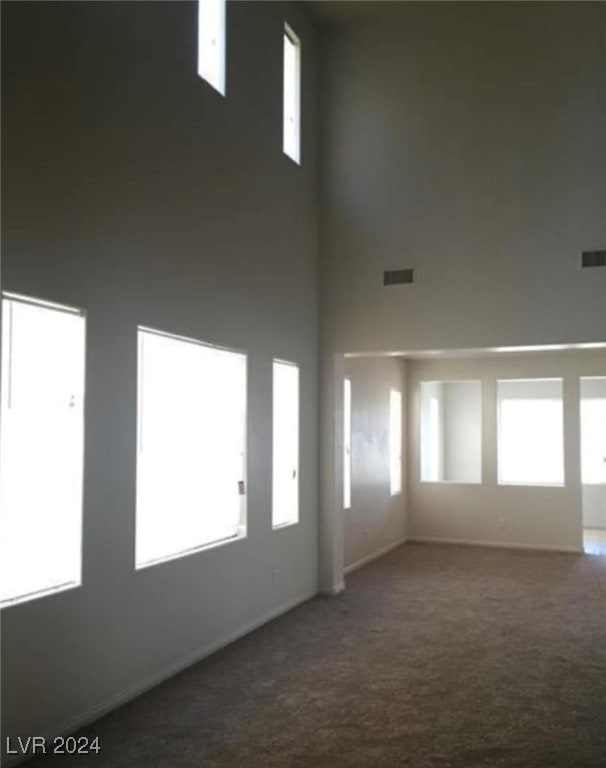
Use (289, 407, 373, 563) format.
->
(581, 250, 606, 269)
(383, 268, 414, 286)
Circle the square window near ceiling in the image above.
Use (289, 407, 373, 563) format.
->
(198, 0, 226, 95)
(0, 294, 86, 607)
(497, 378, 564, 486)
(283, 23, 301, 164)
(136, 328, 246, 568)
(272, 360, 299, 528)
(420, 381, 482, 483)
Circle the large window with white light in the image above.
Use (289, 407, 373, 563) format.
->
(0, 294, 85, 607)
(136, 328, 246, 568)
(343, 377, 352, 509)
(420, 381, 482, 483)
(389, 389, 402, 495)
(283, 23, 301, 164)
(198, 0, 226, 95)
(497, 378, 564, 486)
(272, 360, 299, 528)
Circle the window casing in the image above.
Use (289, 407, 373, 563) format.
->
(0, 294, 86, 607)
(136, 328, 247, 568)
(272, 360, 299, 528)
(283, 23, 301, 163)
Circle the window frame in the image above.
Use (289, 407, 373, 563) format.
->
(389, 388, 403, 496)
(283, 21, 301, 164)
(343, 377, 352, 510)
(135, 325, 248, 570)
(497, 377, 565, 488)
(0, 292, 86, 608)
(271, 358, 300, 530)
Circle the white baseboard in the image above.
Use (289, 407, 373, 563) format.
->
(2, 590, 316, 768)
(344, 536, 409, 575)
(408, 535, 582, 554)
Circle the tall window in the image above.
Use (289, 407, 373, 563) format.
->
(343, 377, 352, 509)
(283, 23, 301, 163)
(272, 360, 299, 528)
(497, 378, 564, 486)
(0, 294, 85, 606)
(420, 381, 482, 483)
(389, 389, 402, 495)
(136, 328, 246, 568)
(198, 0, 226, 95)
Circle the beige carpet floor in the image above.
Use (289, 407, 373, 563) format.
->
(25, 543, 606, 767)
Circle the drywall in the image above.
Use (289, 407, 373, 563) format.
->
(321, 2, 606, 354)
(407, 350, 606, 551)
(343, 356, 407, 571)
(443, 382, 482, 483)
(1, 0, 319, 757)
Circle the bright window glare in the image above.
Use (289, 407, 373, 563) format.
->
(0, 296, 85, 606)
(389, 389, 402, 495)
(283, 24, 301, 163)
(343, 378, 352, 509)
(580, 378, 606, 485)
(136, 329, 246, 567)
(498, 379, 564, 486)
(272, 361, 299, 528)
(198, 0, 226, 95)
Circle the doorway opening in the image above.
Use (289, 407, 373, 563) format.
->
(580, 377, 606, 555)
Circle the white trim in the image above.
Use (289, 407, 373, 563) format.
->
(1, 292, 85, 316)
(408, 535, 581, 554)
(323, 580, 345, 596)
(1, 590, 316, 768)
(344, 536, 409, 575)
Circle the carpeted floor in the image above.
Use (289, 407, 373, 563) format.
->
(26, 543, 606, 767)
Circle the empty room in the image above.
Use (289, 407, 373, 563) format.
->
(1, 1, 605, 767)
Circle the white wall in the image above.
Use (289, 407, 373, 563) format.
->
(321, 2, 606, 354)
(1, 1, 319, 757)
(343, 357, 407, 571)
(407, 350, 606, 552)
(443, 382, 482, 483)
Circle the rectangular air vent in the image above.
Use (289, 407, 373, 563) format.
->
(581, 250, 606, 269)
(383, 268, 414, 286)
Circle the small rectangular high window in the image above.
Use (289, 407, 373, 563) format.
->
(136, 328, 247, 567)
(272, 360, 299, 528)
(198, 0, 226, 95)
(0, 294, 86, 607)
(283, 23, 301, 163)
